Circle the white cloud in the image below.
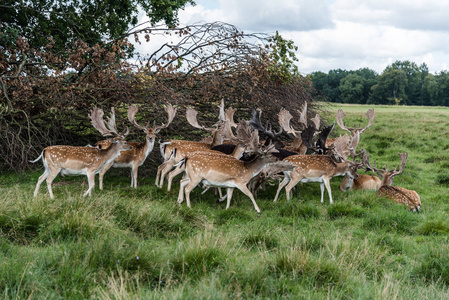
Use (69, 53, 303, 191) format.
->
(133, 0, 449, 74)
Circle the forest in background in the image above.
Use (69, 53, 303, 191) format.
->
(309, 60, 449, 106)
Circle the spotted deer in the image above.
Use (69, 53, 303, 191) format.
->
(31, 107, 132, 198)
(96, 103, 176, 189)
(155, 106, 226, 188)
(273, 135, 362, 204)
(176, 130, 290, 214)
(370, 153, 421, 212)
(165, 120, 254, 192)
(339, 151, 382, 192)
(277, 102, 320, 154)
(326, 108, 375, 159)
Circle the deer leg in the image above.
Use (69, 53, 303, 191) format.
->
(158, 158, 176, 188)
(45, 169, 60, 199)
(131, 164, 138, 188)
(235, 184, 261, 214)
(184, 178, 202, 208)
(274, 173, 291, 202)
(83, 172, 95, 197)
(225, 188, 234, 210)
(34, 168, 50, 197)
(177, 177, 190, 205)
(98, 162, 113, 190)
(323, 178, 333, 204)
(284, 176, 301, 201)
(167, 163, 185, 191)
(320, 181, 325, 203)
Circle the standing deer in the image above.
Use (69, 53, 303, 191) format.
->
(31, 107, 132, 198)
(326, 108, 375, 159)
(371, 153, 421, 212)
(155, 106, 227, 188)
(96, 103, 176, 189)
(176, 130, 287, 214)
(273, 135, 361, 204)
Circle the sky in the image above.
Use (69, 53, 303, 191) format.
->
(135, 0, 449, 75)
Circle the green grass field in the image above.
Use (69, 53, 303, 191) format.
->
(1, 104, 449, 299)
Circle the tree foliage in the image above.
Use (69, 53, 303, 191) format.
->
(0, 21, 316, 171)
(310, 60, 447, 106)
(0, 0, 195, 54)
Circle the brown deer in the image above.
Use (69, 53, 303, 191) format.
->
(155, 106, 226, 188)
(165, 119, 253, 192)
(176, 131, 287, 214)
(96, 103, 176, 189)
(369, 153, 421, 212)
(326, 108, 375, 159)
(31, 107, 132, 199)
(339, 151, 382, 191)
(273, 135, 361, 204)
(277, 102, 320, 154)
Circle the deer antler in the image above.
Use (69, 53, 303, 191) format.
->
(90, 107, 113, 136)
(154, 103, 177, 133)
(360, 108, 375, 133)
(391, 152, 408, 177)
(128, 105, 147, 130)
(225, 107, 238, 128)
(90, 107, 128, 137)
(278, 108, 298, 137)
(297, 102, 308, 128)
(128, 103, 176, 134)
(250, 109, 283, 141)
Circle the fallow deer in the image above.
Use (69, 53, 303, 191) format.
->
(369, 153, 421, 212)
(277, 102, 320, 154)
(164, 120, 253, 192)
(273, 135, 361, 204)
(326, 108, 375, 159)
(96, 103, 176, 189)
(339, 151, 381, 192)
(176, 135, 285, 214)
(31, 107, 132, 199)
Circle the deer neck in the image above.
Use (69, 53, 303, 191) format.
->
(143, 135, 155, 158)
(244, 155, 270, 178)
(231, 144, 246, 159)
(334, 161, 352, 177)
(100, 142, 126, 165)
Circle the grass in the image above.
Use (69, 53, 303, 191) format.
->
(1, 104, 449, 298)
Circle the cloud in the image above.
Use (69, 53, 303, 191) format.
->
(333, 0, 449, 31)
(132, 0, 449, 74)
(181, 0, 334, 32)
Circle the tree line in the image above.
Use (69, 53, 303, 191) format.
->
(309, 61, 449, 106)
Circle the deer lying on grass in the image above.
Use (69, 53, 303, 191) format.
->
(339, 151, 382, 191)
(273, 135, 362, 204)
(368, 153, 421, 212)
(31, 107, 132, 198)
(96, 103, 176, 189)
(176, 129, 292, 214)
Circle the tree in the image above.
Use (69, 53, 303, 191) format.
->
(369, 69, 408, 105)
(339, 74, 365, 104)
(384, 60, 426, 105)
(0, 0, 195, 54)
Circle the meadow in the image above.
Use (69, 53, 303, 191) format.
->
(1, 104, 449, 299)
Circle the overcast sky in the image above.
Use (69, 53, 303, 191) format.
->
(136, 0, 449, 75)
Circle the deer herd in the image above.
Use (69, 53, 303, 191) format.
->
(32, 100, 421, 213)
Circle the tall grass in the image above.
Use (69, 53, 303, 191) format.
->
(1, 104, 449, 298)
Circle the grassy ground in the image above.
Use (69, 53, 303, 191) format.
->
(1, 104, 449, 299)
